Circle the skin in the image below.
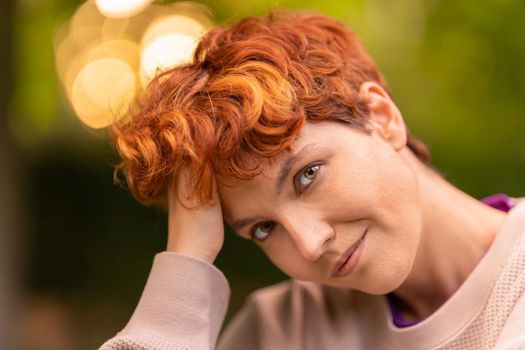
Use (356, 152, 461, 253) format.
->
(167, 81, 507, 323)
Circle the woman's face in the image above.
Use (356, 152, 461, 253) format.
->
(218, 120, 423, 294)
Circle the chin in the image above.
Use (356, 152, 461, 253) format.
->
(357, 262, 412, 295)
(319, 276, 399, 294)
(361, 280, 404, 295)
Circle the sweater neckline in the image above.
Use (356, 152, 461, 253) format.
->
(377, 197, 525, 347)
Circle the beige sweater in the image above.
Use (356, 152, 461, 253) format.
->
(100, 200, 525, 350)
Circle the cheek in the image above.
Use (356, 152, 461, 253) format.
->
(356, 139, 422, 235)
(372, 175, 422, 292)
(360, 185, 422, 294)
(321, 141, 409, 220)
(345, 148, 422, 293)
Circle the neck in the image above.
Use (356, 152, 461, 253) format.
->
(391, 150, 507, 322)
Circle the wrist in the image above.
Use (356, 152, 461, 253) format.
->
(166, 241, 218, 264)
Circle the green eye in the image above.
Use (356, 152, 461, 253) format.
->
(298, 164, 320, 188)
(252, 221, 275, 241)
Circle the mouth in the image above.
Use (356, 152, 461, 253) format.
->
(331, 228, 368, 278)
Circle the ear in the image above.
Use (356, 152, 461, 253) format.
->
(359, 81, 407, 151)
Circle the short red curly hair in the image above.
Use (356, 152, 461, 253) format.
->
(112, 10, 429, 205)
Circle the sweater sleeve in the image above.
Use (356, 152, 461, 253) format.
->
(98, 252, 231, 350)
(494, 291, 525, 350)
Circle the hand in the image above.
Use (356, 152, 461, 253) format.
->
(166, 167, 224, 264)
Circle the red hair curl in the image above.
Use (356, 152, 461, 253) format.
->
(111, 10, 429, 205)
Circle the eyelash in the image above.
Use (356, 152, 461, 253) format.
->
(249, 163, 322, 242)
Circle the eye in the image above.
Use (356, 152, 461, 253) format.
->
(297, 164, 321, 191)
(251, 221, 275, 242)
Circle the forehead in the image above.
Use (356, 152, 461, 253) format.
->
(219, 121, 331, 188)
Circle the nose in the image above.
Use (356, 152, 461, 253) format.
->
(282, 214, 335, 262)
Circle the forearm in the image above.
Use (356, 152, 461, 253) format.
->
(99, 252, 230, 350)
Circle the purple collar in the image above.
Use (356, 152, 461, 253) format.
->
(387, 193, 513, 328)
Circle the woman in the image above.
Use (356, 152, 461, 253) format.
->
(100, 10, 525, 350)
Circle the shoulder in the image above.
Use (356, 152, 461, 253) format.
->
(248, 279, 325, 307)
(245, 279, 363, 326)
(507, 197, 525, 243)
(487, 198, 525, 320)
(249, 279, 335, 307)
(218, 280, 367, 349)
(510, 197, 525, 208)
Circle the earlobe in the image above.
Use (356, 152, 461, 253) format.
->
(359, 81, 407, 151)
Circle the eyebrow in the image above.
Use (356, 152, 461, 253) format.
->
(230, 143, 315, 234)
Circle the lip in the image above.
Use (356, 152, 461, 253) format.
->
(331, 228, 367, 278)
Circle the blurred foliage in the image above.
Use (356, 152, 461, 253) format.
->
(7, 0, 524, 348)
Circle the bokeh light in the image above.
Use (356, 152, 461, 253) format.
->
(95, 0, 154, 19)
(70, 0, 106, 46)
(71, 58, 136, 129)
(54, 1, 213, 129)
(140, 14, 208, 84)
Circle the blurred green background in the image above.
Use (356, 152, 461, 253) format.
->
(0, 0, 523, 349)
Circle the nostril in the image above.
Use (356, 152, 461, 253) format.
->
(297, 233, 332, 262)
(300, 246, 322, 262)
(283, 217, 334, 261)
